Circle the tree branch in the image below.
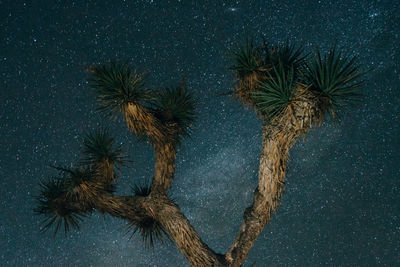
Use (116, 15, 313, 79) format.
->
(225, 93, 321, 266)
(149, 194, 226, 266)
(124, 103, 165, 144)
(151, 142, 177, 193)
(74, 190, 226, 266)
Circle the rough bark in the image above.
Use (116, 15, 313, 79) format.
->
(225, 125, 292, 266)
(91, 194, 145, 220)
(46, 89, 326, 267)
(124, 103, 164, 144)
(70, 191, 226, 266)
(225, 90, 322, 266)
(151, 142, 177, 193)
(150, 194, 226, 266)
(233, 71, 266, 111)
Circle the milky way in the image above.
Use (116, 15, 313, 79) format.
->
(1, 0, 399, 266)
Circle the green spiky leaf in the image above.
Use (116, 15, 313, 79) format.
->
(304, 47, 363, 115)
(88, 62, 149, 117)
(252, 61, 297, 121)
(229, 39, 263, 78)
(81, 128, 127, 167)
(263, 41, 307, 72)
(152, 80, 196, 140)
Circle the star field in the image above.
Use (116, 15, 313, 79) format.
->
(0, 0, 399, 266)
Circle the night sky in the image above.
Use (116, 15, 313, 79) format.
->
(1, 0, 399, 266)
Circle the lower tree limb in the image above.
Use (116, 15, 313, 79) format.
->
(78, 191, 226, 266)
(150, 194, 226, 266)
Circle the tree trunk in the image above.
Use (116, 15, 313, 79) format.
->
(225, 91, 321, 266)
(225, 124, 291, 266)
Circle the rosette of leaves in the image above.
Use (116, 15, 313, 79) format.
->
(229, 39, 264, 79)
(131, 182, 151, 197)
(262, 41, 306, 75)
(55, 166, 112, 202)
(88, 61, 150, 118)
(80, 128, 127, 168)
(34, 178, 85, 235)
(252, 61, 298, 122)
(125, 215, 167, 248)
(151, 81, 196, 144)
(303, 47, 363, 119)
(123, 182, 165, 248)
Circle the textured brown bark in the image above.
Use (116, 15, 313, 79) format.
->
(149, 194, 226, 266)
(225, 90, 323, 266)
(123, 102, 226, 265)
(67, 190, 226, 266)
(116, 89, 323, 266)
(125, 103, 165, 144)
(233, 71, 266, 111)
(49, 89, 327, 266)
(91, 194, 145, 220)
(225, 125, 292, 266)
(151, 142, 177, 193)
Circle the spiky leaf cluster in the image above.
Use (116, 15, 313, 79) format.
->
(152, 82, 195, 142)
(252, 62, 297, 121)
(34, 178, 85, 235)
(88, 61, 197, 145)
(35, 129, 126, 235)
(304, 47, 362, 116)
(81, 128, 127, 167)
(131, 183, 151, 197)
(88, 62, 149, 117)
(251, 42, 305, 121)
(262, 41, 306, 73)
(126, 216, 166, 248)
(229, 40, 263, 78)
(57, 166, 115, 200)
(231, 40, 363, 122)
(230, 40, 305, 80)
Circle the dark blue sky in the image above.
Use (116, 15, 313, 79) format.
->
(1, 0, 399, 266)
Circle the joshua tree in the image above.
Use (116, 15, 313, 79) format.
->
(35, 40, 363, 266)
